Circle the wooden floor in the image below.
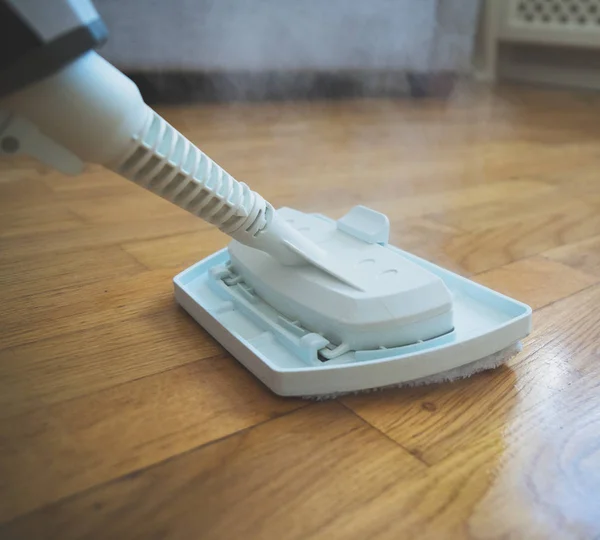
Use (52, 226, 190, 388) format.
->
(1, 85, 599, 539)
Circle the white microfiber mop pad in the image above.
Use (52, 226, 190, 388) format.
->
(306, 342, 522, 400)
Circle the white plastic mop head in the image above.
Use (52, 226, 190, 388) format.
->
(174, 206, 532, 398)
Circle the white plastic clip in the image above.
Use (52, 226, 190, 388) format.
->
(337, 205, 390, 245)
(0, 111, 84, 175)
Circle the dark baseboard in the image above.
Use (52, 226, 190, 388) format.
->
(126, 70, 457, 104)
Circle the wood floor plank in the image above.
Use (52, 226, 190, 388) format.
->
(2, 88, 600, 538)
(40, 167, 145, 202)
(338, 378, 600, 540)
(341, 347, 579, 466)
(0, 355, 303, 523)
(0, 268, 185, 349)
(389, 218, 469, 275)
(0, 307, 222, 420)
(349, 180, 553, 221)
(517, 282, 600, 376)
(66, 191, 188, 224)
(0, 205, 83, 239)
(121, 228, 229, 270)
(539, 164, 600, 198)
(342, 282, 600, 466)
(0, 177, 57, 212)
(427, 192, 588, 232)
(473, 256, 598, 309)
(3, 381, 598, 540)
(462, 373, 600, 540)
(264, 180, 554, 247)
(0, 246, 145, 300)
(544, 234, 600, 278)
(435, 206, 600, 274)
(0, 403, 426, 540)
(0, 214, 202, 262)
(41, 165, 135, 191)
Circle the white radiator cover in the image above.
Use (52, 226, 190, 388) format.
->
(477, 0, 600, 90)
(500, 0, 600, 47)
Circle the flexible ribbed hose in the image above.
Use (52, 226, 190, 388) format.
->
(1, 49, 315, 267)
(112, 107, 272, 237)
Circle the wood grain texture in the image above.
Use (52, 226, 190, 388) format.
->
(0, 356, 302, 522)
(544, 234, 600, 277)
(522, 283, 600, 376)
(0, 307, 223, 419)
(473, 256, 598, 309)
(341, 282, 595, 466)
(121, 228, 229, 271)
(0, 403, 426, 540)
(1, 86, 600, 538)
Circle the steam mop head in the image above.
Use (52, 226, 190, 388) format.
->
(174, 206, 531, 398)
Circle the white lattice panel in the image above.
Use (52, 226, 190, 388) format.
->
(497, 0, 600, 48)
(514, 0, 600, 27)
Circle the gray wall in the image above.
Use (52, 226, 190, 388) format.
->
(96, 0, 480, 73)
